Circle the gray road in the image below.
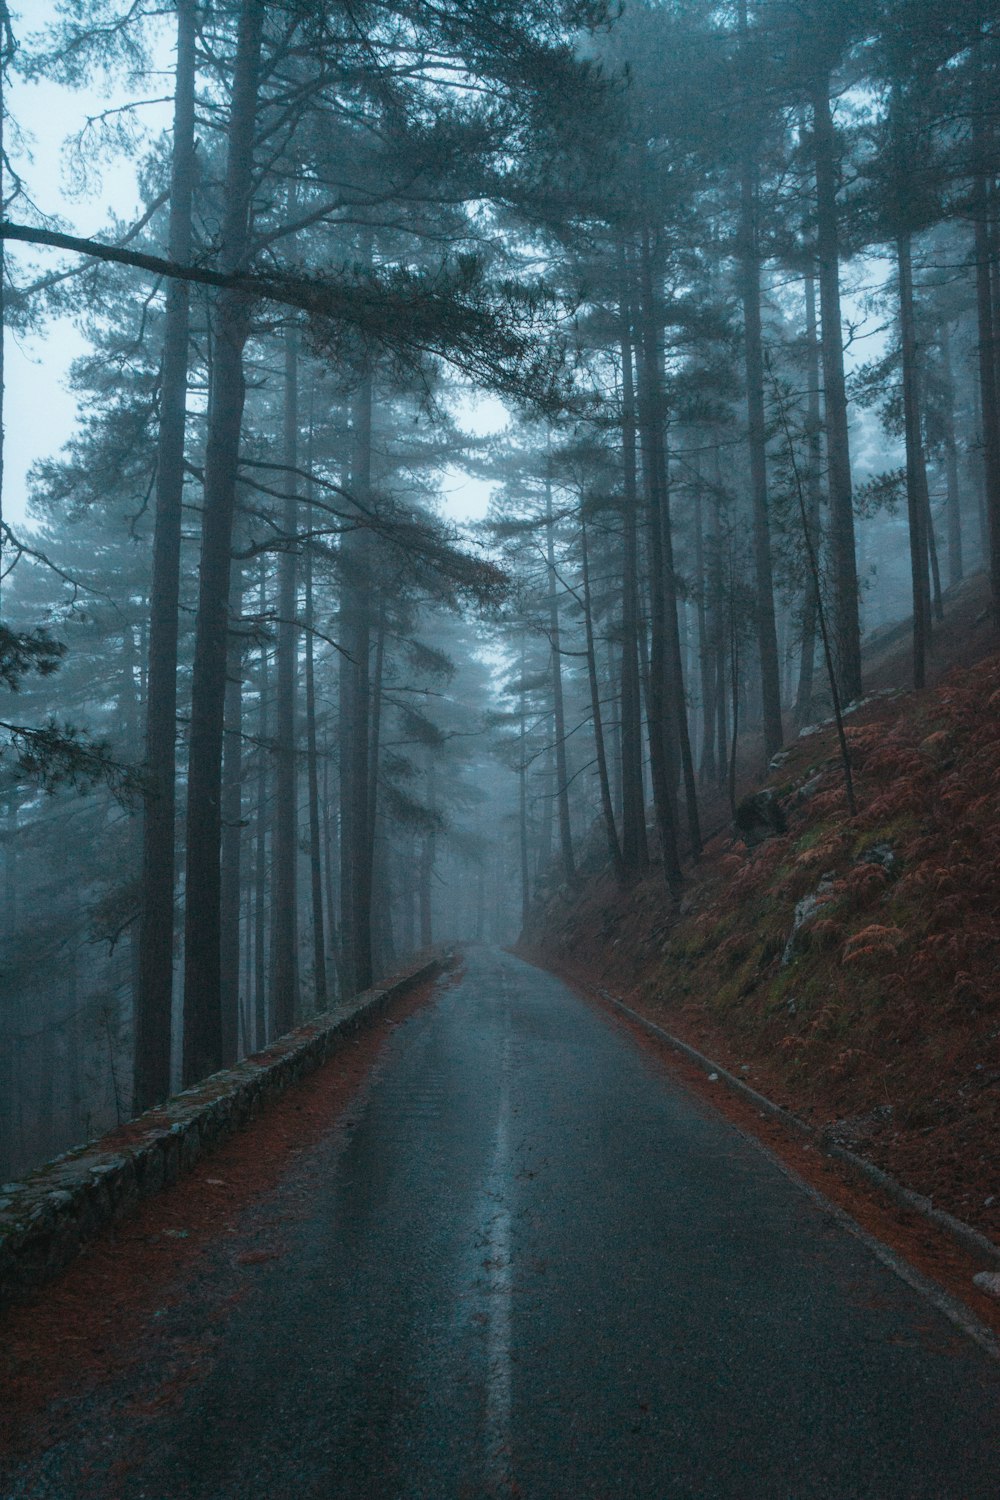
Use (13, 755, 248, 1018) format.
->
(11, 947, 1000, 1498)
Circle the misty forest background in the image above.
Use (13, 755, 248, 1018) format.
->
(1, 0, 998, 1181)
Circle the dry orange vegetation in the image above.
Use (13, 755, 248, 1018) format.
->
(524, 650, 1000, 1241)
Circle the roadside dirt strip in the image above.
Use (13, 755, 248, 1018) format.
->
(549, 966, 1000, 1355)
(604, 992, 1000, 1266)
(0, 952, 449, 1306)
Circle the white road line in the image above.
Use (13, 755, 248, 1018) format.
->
(482, 1028, 514, 1495)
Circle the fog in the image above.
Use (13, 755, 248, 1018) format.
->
(1, 0, 994, 1180)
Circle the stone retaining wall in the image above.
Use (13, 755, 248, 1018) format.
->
(0, 954, 446, 1307)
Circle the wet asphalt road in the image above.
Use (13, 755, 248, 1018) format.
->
(12, 947, 1000, 1498)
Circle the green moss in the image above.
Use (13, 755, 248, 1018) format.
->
(849, 813, 918, 858)
(793, 825, 828, 854)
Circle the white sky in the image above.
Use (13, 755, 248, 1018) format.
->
(4, 5, 892, 541)
(3, 2, 506, 535)
(5, 0, 170, 529)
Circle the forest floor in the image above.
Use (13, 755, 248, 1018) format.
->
(522, 570, 1000, 1248)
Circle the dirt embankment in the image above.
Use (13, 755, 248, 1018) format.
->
(523, 589, 1000, 1244)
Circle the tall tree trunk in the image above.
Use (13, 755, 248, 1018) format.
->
(271, 323, 300, 1035)
(812, 67, 863, 701)
(972, 28, 1000, 615)
(535, 740, 554, 887)
(606, 635, 623, 823)
(695, 478, 716, 785)
(633, 237, 688, 885)
(322, 745, 342, 997)
(0, 2, 16, 602)
(617, 271, 648, 876)
(940, 318, 964, 587)
(638, 476, 682, 889)
(925, 483, 945, 623)
(339, 372, 374, 994)
(580, 511, 624, 880)
(418, 759, 436, 949)
(366, 594, 386, 922)
(220, 564, 243, 1068)
(728, 555, 741, 819)
(119, 622, 140, 753)
(544, 463, 576, 885)
(253, 558, 269, 1047)
(796, 267, 823, 726)
(182, 0, 264, 1087)
(399, 834, 416, 955)
(710, 444, 729, 785)
(734, 0, 784, 763)
(660, 429, 702, 856)
(304, 488, 328, 1013)
(518, 640, 531, 929)
(134, 0, 197, 1110)
(363, 594, 387, 970)
(738, 111, 783, 756)
(898, 231, 932, 689)
(638, 233, 702, 852)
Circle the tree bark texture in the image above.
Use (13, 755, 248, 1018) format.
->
(739, 145, 784, 761)
(304, 490, 328, 1012)
(220, 564, 244, 1068)
(898, 232, 932, 689)
(580, 511, 624, 881)
(339, 372, 374, 994)
(271, 323, 300, 1036)
(972, 34, 1000, 617)
(545, 466, 576, 886)
(182, 0, 265, 1088)
(812, 70, 863, 703)
(617, 282, 649, 877)
(135, 0, 197, 1110)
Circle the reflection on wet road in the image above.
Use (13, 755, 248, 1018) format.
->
(14, 947, 1000, 1498)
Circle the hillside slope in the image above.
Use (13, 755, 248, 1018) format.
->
(522, 599, 1000, 1242)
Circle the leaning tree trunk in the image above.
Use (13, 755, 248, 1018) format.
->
(182, 0, 265, 1087)
(134, 0, 197, 1111)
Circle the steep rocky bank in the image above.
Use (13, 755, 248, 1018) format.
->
(522, 617, 1000, 1242)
